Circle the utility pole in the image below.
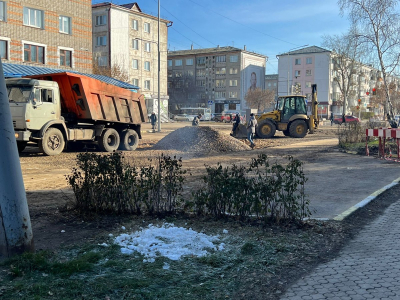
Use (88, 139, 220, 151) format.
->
(0, 61, 34, 258)
(157, 0, 161, 132)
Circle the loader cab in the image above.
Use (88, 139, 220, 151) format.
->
(277, 96, 307, 122)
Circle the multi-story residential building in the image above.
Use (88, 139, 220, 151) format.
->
(265, 73, 278, 99)
(0, 0, 92, 73)
(167, 45, 266, 114)
(92, 2, 171, 116)
(277, 45, 399, 118)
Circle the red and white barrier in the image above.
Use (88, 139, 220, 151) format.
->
(366, 128, 400, 161)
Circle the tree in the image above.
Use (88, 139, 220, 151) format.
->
(92, 56, 129, 83)
(322, 30, 364, 117)
(245, 88, 275, 112)
(339, 0, 400, 125)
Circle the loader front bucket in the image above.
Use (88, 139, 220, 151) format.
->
(232, 124, 248, 139)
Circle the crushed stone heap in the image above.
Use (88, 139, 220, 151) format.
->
(153, 126, 250, 153)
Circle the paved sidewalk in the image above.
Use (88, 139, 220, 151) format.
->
(281, 199, 400, 299)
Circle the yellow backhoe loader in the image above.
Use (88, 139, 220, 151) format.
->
(233, 84, 319, 139)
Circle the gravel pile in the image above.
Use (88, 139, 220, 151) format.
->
(153, 126, 250, 153)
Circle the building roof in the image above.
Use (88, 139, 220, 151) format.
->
(2, 63, 139, 90)
(168, 46, 267, 58)
(278, 46, 331, 56)
(265, 74, 278, 80)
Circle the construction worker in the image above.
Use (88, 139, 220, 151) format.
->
(192, 114, 201, 126)
(247, 113, 257, 149)
(150, 112, 157, 131)
(231, 113, 241, 136)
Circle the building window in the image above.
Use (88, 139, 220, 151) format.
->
(0, 1, 6, 22)
(132, 19, 138, 30)
(305, 81, 311, 88)
(144, 80, 150, 90)
(216, 79, 225, 87)
(196, 80, 205, 87)
(175, 59, 182, 66)
(24, 44, 45, 64)
(186, 70, 194, 76)
(295, 58, 301, 65)
(186, 58, 193, 65)
(216, 55, 226, 63)
(197, 57, 206, 65)
(216, 67, 226, 75)
(306, 57, 312, 64)
(60, 49, 72, 67)
(98, 56, 107, 66)
(306, 70, 312, 76)
(168, 59, 172, 67)
(175, 71, 182, 78)
(144, 61, 150, 71)
(59, 16, 71, 34)
(144, 22, 150, 33)
(0, 40, 7, 59)
(295, 70, 301, 77)
(96, 15, 106, 26)
(96, 36, 107, 46)
(132, 39, 139, 50)
(230, 68, 238, 74)
(132, 59, 138, 69)
(229, 79, 238, 86)
(230, 55, 238, 62)
(215, 91, 226, 99)
(145, 42, 151, 52)
(132, 78, 139, 86)
(196, 69, 205, 76)
(23, 7, 44, 28)
(229, 91, 238, 98)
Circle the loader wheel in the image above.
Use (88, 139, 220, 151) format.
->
(256, 120, 276, 138)
(39, 128, 65, 156)
(289, 120, 308, 138)
(119, 129, 139, 151)
(98, 128, 120, 152)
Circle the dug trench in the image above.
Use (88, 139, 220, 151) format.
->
(15, 122, 400, 299)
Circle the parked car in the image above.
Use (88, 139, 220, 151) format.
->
(174, 114, 194, 122)
(333, 115, 360, 124)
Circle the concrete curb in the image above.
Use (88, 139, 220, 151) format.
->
(333, 177, 400, 221)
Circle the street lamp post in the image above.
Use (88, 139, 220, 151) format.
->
(157, 0, 161, 132)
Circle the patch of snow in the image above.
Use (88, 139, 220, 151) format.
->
(121, 226, 126, 230)
(223, 229, 228, 234)
(163, 262, 170, 270)
(114, 223, 223, 262)
(98, 243, 109, 247)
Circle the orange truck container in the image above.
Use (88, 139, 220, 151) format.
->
(6, 72, 147, 155)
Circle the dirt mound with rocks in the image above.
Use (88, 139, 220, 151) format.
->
(153, 126, 250, 153)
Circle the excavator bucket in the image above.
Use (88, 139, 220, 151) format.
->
(232, 124, 248, 139)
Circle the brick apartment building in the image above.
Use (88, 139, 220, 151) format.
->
(0, 0, 92, 73)
(92, 2, 171, 117)
(167, 46, 266, 114)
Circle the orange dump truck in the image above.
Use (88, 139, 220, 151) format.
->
(6, 72, 147, 155)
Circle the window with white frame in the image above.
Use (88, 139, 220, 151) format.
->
(168, 59, 172, 67)
(144, 22, 150, 33)
(144, 61, 150, 71)
(175, 59, 182, 66)
(186, 70, 194, 76)
(295, 70, 301, 77)
(216, 67, 226, 75)
(24, 43, 45, 64)
(230, 67, 238, 74)
(98, 56, 107, 66)
(306, 57, 312, 64)
(96, 15, 106, 26)
(96, 36, 107, 46)
(215, 79, 225, 87)
(132, 19, 138, 30)
(230, 55, 238, 62)
(196, 80, 205, 87)
(216, 55, 226, 63)
(196, 69, 205, 76)
(0, 1, 6, 22)
(186, 58, 193, 65)
(197, 57, 205, 65)
(60, 49, 72, 67)
(295, 58, 301, 65)
(132, 78, 139, 86)
(305, 81, 311, 88)
(144, 80, 150, 90)
(145, 42, 151, 52)
(175, 71, 182, 77)
(229, 91, 238, 98)
(306, 70, 312, 76)
(215, 91, 226, 99)
(132, 39, 139, 50)
(132, 59, 138, 69)
(0, 40, 8, 59)
(229, 79, 238, 86)
(59, 16, 71, 34)
(23, 7, 44, 28)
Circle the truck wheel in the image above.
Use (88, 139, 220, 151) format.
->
(39, 128, 65, 156)
(256, 120, 276, 138)
(119, 129, 139, 151)
(17, 141, 27, 153)
(98, 128, 120, 152)
(289, 120, 308, 138)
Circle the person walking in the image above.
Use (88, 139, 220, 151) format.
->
(150, 112, 157, 131)
(330, 112, 334, 126)
(247, 113, 257, 149)
(231, 113, 241, 136)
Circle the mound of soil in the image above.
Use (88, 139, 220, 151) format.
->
(153, 126, 250, 153)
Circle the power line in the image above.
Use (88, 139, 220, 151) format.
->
(168, 27, 204, 49)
